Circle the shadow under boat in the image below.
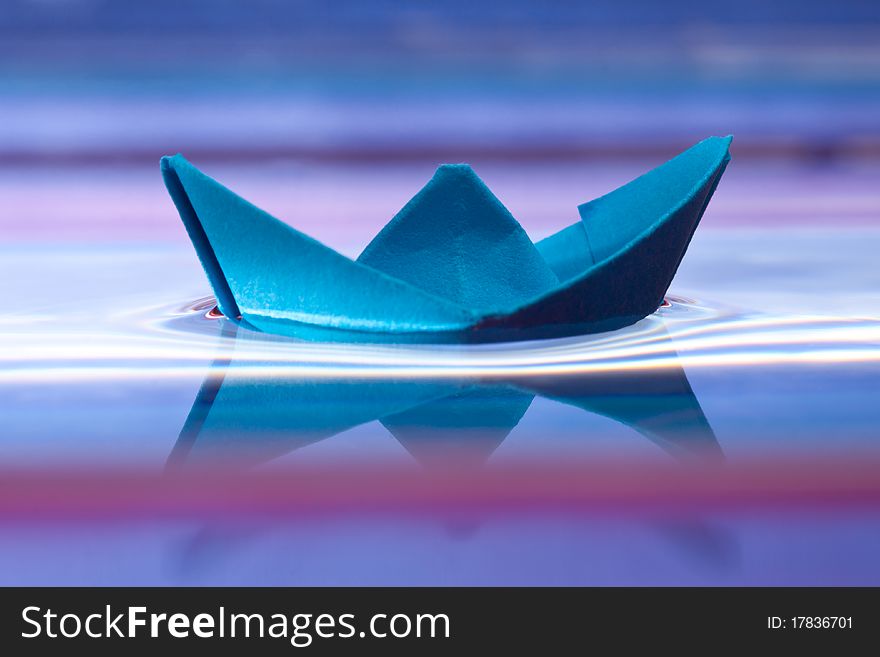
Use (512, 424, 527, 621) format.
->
(167, 325, 722, 472)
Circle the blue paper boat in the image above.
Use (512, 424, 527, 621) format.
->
(162, 136, 731, 342)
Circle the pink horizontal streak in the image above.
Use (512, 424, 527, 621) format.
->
(1, 160, 878, 244)
(2, 454, 879, 523)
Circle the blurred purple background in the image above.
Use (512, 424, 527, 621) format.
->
(1, 0, 878, 244)
(1, 1, 879, 586)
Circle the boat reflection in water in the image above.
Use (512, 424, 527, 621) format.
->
(168, 324, 721, 473)
(166, 320, 734, 576)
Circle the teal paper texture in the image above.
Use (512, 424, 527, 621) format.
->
(358, 164, 560, 315)
(161, 136, 732, 342)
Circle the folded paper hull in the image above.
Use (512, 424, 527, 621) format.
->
(161, 136, 731, 342)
